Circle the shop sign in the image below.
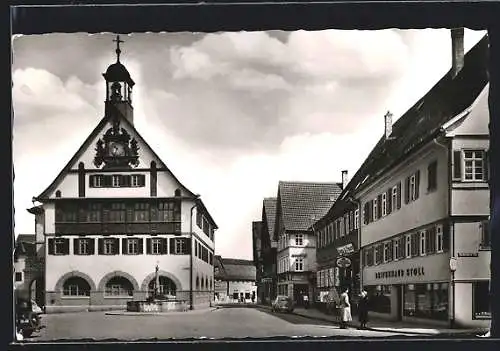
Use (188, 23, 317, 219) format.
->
(214, 281, 227, 290)
(291, 253, 307, 258)
(375, 267, 425, 279)
(336, 243, 355, 256)
(474, 311, 491, 319)
(336, 257, 352, 268)
(457, 252, 479, 257)
(261, 277, 272, 283)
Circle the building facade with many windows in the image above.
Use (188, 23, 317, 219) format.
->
(355, 35, 490, 328)
(28, 38, 218, 313)
(259, 198, 278, 304)
(274, 181, 342, 305)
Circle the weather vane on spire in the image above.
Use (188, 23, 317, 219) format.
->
(113, 35, 124, 62)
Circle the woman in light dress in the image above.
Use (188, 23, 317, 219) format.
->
(339, 287, 352, 329)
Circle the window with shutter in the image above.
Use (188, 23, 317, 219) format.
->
(442, 224, 450, 251)
(377, 194, 383, 218)
(415, 170, 420, 199)
(169, 238, 175, 254)
(162, 238, 168, 254)
(113, 238, 120, 255)
(397, 182, 402, 209)
(387, 189, 392, 215)
(369, 200, 374, 222)
(363, 203, 369, 224)
(427, 161, 438, 191)
(480, 220, 491, 249)
(453, 150, 462, 180)
(48, 238, 55, 255)
(405, 177, 410, 204)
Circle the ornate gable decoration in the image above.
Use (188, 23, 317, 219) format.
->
(93, 117, 140, 169)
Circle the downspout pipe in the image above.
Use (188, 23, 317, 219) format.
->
(189, 195, 200, 311)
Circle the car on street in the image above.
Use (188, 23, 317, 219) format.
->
(271, 295, 295, 313)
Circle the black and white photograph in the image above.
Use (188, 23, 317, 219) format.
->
(11, 26, 494, 342)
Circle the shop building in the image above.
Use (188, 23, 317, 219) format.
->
(274, 181, 342, 306)
(355, 33, 490, 328)
(314, 171, 361, 307)
(28, 36, 218, 313)
(214, 256, 257, 303)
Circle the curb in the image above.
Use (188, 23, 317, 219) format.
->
(105, 307, 218, 316)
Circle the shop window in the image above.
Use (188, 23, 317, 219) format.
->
(403, 283, 448, 320)
(473, 281, 491, 320)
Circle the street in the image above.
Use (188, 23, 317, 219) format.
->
(23, 307, 418, 341)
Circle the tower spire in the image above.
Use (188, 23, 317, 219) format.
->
(113, 35, 124, 62)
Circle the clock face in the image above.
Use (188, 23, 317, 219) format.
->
(109, 142, 126, 157)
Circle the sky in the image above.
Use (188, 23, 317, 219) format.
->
(12, 29, 487, 259)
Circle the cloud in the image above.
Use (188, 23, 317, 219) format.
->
(11, 30, 487, 259)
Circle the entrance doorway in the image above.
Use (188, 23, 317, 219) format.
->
(395, 284, 403, 321)
(293, 284, 309, 306)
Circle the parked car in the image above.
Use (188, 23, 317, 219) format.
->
(16, 297, 43, 338)
(271, 295, 295, 313)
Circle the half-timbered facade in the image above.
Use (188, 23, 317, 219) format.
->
(28, 37, 218, 313)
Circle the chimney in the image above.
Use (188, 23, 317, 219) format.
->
(384, 111, 393, 140)
(341, 170, 349, 189)
(451, 28, 465, 78)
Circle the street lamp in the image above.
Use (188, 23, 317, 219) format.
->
(189, 195, 200, 311)
(449, 257, 457, 328)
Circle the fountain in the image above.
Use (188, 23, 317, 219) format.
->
(126, 263, 188, 313)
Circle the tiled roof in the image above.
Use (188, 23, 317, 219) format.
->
(14, 235, 36, 259)
(263, 198, 277, 240)
(348, 35, 489, 197)
(214, 256, 256, 281)
(278, 181, 343, 231)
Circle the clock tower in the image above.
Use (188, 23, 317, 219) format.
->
(103, 35, 135, 125)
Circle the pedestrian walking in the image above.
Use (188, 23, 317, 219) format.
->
(339, 287, 352, 329)
(303, 294, 309, 309)
(357, 289, 369, 329)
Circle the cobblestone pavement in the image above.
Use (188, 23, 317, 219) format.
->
(21, 307, 420, 342)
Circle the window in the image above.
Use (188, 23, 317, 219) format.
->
(124, 238, 142, 255)
(405, 235, 412, 258)
(425, 227, 436, 254)
(151, 238, 162, 254)
(381, 193, 387, 217)
(48, 238, 70, 255)
(101, 238, 117, 255)
(398, 236, 405, 260)
(87, 203, 101, 222)
(55, 204, 78, 222)
(374, 245, 380, 265)
(91, 175, 103, 188)
(383, 241, 393, 262)
(134, 203, 150, 222)
(473, 281, 491, 319)
(464, 150, 485, 181)
(393, 239, 400, 261)
(295, 234, 304, 246)
(105, 276, 134, 296)
(196, 210, 202, 228)
(410, 233, 419, 257)
(63, 277, 91, 296)
(131, 175, 141, 187)
(158, 201, 180, 222)
(420, 231, 426, 256)
(391, 186, 398, 212)
(15, 272, 23, 282)
(340, 218, 345, 237)
(405, 171, 420, 204)
(373, 198, 378, 221)
(112, 175, 121, 187)
(344, 214, 349, 234)
(74, 238, 94, 255)
(171, 238, 190, 255)
(354, 209, 359, 230)
(295, 258, 304, 272)
(436, 225, 444, 253)
(481, 220, 491, 249)
(427, 161, 438, 191)
(108, 203, 126, 222)
(404, 283, 449, 320)
(203, 217, 210, 236)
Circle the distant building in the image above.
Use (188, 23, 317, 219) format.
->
(214, 256, 257, 303)
(27, 37, 218, 313)
(252, 221, 264, 302)
(14, 234, 44, 305)
(274, 181, 342, 306)
(353, 34, 490, 328)
(259, 198, 278, 304)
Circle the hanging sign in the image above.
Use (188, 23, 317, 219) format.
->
(336, 257, 352, 268)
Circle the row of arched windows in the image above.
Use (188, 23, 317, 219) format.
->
(195, 275, 213, 291)
(62, 275, 177, 297)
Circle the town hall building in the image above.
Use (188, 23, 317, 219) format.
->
(27, 36, 218, 313)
